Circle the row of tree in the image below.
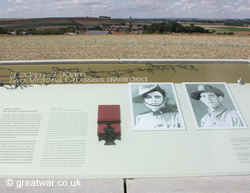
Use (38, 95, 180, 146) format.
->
(224, 22, 244, 26)
(0, 27, 76, 35)
(217, 32, 234, 35)
(0, 27, 8, 34)
(142, 21, 210, 34)
(24, 27, 76, 35)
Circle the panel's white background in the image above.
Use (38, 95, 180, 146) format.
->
(0, 83, 249, 178)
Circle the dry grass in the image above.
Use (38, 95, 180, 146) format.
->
(0, 34, 249, 60)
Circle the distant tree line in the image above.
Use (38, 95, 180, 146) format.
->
(135, 19, 216, 23)
(0, 27, 8, 34)
(224, 22, 244, 26)
(22, 27, 76, 35)
(0, 27, 76, 35)
(25, 27, 76, 35)
(142, 21, 210, 34)
(224, 19, 250, 26)
(216, 32, 234, 35)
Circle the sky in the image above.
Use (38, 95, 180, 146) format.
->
(0, 0, 249, 19)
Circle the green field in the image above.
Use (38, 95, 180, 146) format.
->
(214, 27, 250, 32)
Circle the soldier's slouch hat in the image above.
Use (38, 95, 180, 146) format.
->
(133, 84, 166, 103)
(191, 85, 224, 100)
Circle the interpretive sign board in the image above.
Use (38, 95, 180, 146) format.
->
(0, 60, 249, 178)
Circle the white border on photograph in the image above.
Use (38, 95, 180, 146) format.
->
(128, 82, 186, 131)
(183, 82, 248, 130)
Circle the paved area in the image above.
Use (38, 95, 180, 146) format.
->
(127, 176, 250, 193)
(1, 176, 250, 193)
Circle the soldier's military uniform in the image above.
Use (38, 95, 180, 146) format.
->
(135, 110, 181, 129)
(201, 105, 243, 127)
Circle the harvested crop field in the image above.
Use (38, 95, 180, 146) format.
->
(0, 34, 249, 60)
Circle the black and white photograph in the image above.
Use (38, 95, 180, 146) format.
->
(183, 82, 247, 129)
(129, 83, 185, 130)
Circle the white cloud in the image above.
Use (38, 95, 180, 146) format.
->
(235, 0, 250, 6)
(8, 0, 25, 4)
(236, 5, 250, 11)
(172, 0, 197, 12)
(27, 0, 45, 2)
(1, 0, 250, 18)
(7, 6, 29, 12)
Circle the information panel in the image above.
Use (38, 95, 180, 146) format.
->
(0, 61, 249, 178)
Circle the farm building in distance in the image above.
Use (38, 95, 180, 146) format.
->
(86, 31, 112, 35)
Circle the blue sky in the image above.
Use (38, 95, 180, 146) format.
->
(0, 0, 249, 19)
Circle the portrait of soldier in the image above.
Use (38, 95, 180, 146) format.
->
(131, 83, 183, 130)
(190, 84, 244, 128)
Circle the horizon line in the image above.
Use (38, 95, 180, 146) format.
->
(0, 16, 249, 20)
